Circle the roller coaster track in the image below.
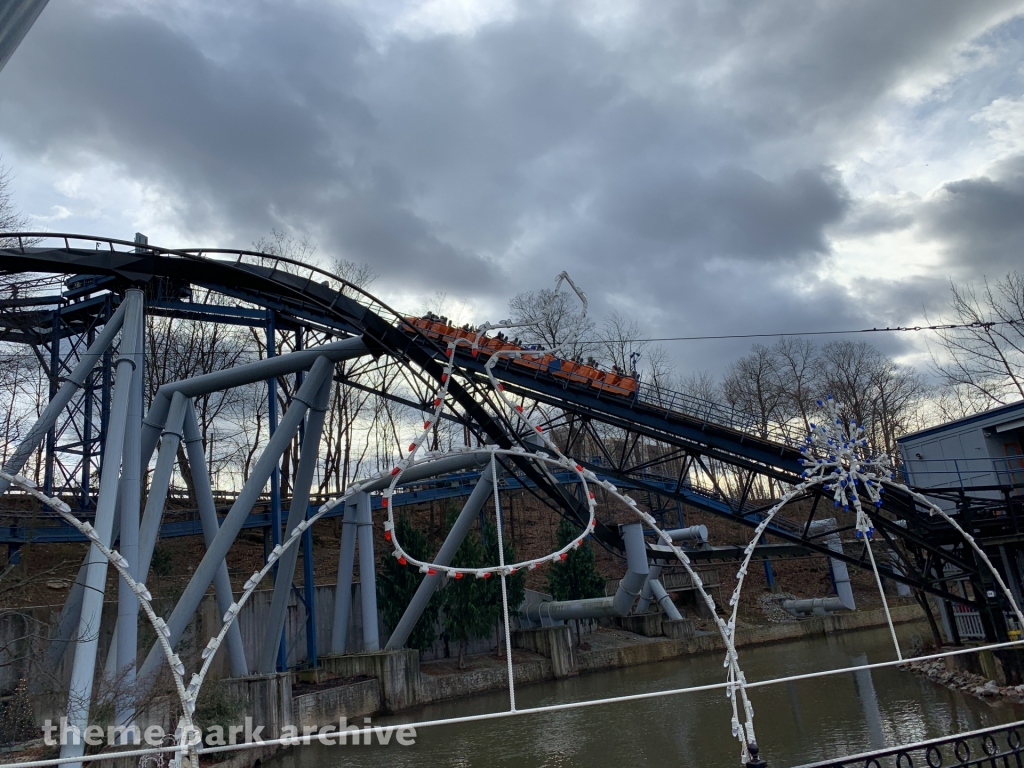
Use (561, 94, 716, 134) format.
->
(2, 233, 1023, 616)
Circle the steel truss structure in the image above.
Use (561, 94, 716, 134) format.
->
(2, 233, 1024, 765)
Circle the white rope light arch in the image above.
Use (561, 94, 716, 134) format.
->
(11, 273, 1023, 768)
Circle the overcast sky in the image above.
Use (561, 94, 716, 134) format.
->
(1, 0, 1022, 377)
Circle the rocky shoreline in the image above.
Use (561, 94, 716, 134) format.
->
(900, 656, 1024, 704)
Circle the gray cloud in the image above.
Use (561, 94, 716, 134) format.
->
(922, 155, 1024, 275)
(0, 0, 1021, 374)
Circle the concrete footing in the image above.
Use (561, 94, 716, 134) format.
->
(513, 626, 578, 678)
(221, 673, 293, 740)
(662, 618, 696, 640)
(619, 613, 665, 637)
(319, 650, 420, 712)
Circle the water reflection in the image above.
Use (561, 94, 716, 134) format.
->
(270, 625, 1023, 768)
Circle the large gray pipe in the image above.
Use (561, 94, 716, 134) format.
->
(808, 518, 855, 610)
(384, 464, 495, 650)
(136, 392, 188, 586)
(0, 298, 129, 494)
(140, 337, 369, 471)
(113, 306, 144, 729)
(181, 402, 248, 677)
(783, 596, 847, 616)
(522, 522, 648, 623)
(666, 525, 708, 544)
(330, 499, 359, 655)
(636, 565, 663, 613)
(636, 526, 707, 613)
(649, 579, 683, 621)
(356, 451, 491, 494)
(258, 374, 332, 673)
(60, 290, 143, 768)
(357, 493, 379, 652)
(137, 356, 336, 686)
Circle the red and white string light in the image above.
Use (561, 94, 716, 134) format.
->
(12, 273, 1023, 766)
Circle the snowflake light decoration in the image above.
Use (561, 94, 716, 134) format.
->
(798, 394, 896, 539)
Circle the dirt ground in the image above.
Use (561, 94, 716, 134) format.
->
(0, 488, 905, 627)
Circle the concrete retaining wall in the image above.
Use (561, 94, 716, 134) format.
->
(292, 679, 381, 728)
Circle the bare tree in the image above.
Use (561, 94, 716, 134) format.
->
(772, 337, 821, 432)
(599, 310, 646, 374)
(722, 344, 787, 439)
(818, 340, 928, 456)
(678, 369, 720, 402)
(928, 273, 1024, 416)
(508, 288, 595, 360)
(0, 162, 32, 248)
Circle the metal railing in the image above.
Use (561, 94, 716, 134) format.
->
(633, 382, 805, 448)
(952, 604, 987, 640)
(901, 456, 1024, 491)
(796, 718, 1024, 767)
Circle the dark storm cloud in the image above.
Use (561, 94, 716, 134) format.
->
(922, 154, 1024, 275)
(0, 0, 1020, 369)
(0, 1, 496, 288)
(593, 163, 848, 260)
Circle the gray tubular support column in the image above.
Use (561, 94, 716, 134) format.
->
(137, 356, 335, 686)
(182, 400, 248, 678)
(384, 463, 495, 650)
(636, 565, 663, 613)
(136, 392, 188, 585)
(612, 522, 649, 615)
(60, 289, 143, 768)
(103, 392, 187, 694)
(357, 492, 379, 652)
(649, 579, 683, 620)
(808, 518, 855, 610)
(114, 306, 144, 726)
(258, 374, 332, 673)
(0, 299, 129, 494)
(356, 451, 491, 493)
(522, 522, 648, 623)
(783, 596, 846, 615)
(330, 501, 359, 655)
(666, 525, 708, 544)
(140, 337, 368, 464)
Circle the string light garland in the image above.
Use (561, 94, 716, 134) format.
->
(0, 470, 200, 763)
(363, 272, 761, 761)
(8, 273, 1022, 767)
(722, 395, 1024, 673)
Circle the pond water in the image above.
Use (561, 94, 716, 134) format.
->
(268, 624, 1024, 767)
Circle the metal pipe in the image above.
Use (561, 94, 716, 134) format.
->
(808, 518, 855, 610)
(136, 392, 188, 586)
(137, 356, 336, 686)
(258, 374, 332, 673)
(60, 289, 143, 768)
(649, 579, 683, 620)
(636, 565, 663, 613)
(782, 596, 846, 615)
(0, 298, 129, 494)
(384, 465, 495, 650)
(356, 452, 491, 494)
(266, 312, 282, 672)
(357, 493, 379, 652)
(181, 401, 248, 678)
(666, 525, 708, 544)
(522, 523, 648, 623)
(113, 302, 144, 729)
(330, 500, 359, 655)
(140, 337, 368, 463)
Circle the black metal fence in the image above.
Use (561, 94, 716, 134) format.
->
(796, 719, 1024, 767)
